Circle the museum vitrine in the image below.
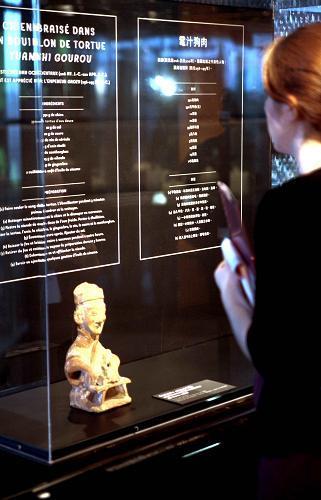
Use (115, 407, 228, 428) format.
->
(0, 0, 272, 462)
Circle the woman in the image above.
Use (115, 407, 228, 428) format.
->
(215, 23, 321, 499)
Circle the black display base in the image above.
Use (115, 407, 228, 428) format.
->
(0, 336, 253, 462)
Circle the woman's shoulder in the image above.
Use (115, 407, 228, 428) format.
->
(260, 169, 321, 207)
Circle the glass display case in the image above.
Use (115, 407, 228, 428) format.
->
(0, 0, 272, 462)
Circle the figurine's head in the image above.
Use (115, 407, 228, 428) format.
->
(73, 282, 106, 336)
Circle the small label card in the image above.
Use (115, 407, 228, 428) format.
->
(153, 379, 235, 405)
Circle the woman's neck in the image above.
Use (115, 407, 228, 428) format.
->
(294, 125, 321, 175)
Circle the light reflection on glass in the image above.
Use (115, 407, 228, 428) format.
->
(31, 0, 45, 190)
(149, 74, 176, 96)
(152, 192, 167, 205)
(4, 0, 22, 6)
(94, 36, 115, 98)
(4, 8, 22, 185)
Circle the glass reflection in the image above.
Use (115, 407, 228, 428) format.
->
(4, 8, 22, 185)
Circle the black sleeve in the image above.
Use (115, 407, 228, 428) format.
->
(246, 184, 321, 384)
(247, 188, 282, 379)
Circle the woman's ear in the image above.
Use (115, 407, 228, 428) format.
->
(284, 94, 299, 123)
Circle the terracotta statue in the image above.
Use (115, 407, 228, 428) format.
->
(64, 282, 131, 412)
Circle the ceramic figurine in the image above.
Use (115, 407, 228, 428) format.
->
(64, 282, 131, 412)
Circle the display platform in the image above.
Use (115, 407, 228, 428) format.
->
(0, 336, 253, 462)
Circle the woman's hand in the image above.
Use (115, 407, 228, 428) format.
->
(215, 260, 239, 296)
(214, 260, 253, 360)
(214, 260, 249, 308)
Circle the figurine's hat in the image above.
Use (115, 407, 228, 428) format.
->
(73, 282, 104, 305)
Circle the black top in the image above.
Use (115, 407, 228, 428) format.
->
(247, 169, 321, 456)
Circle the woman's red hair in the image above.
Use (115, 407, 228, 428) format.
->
(263, 23, 321, 132)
